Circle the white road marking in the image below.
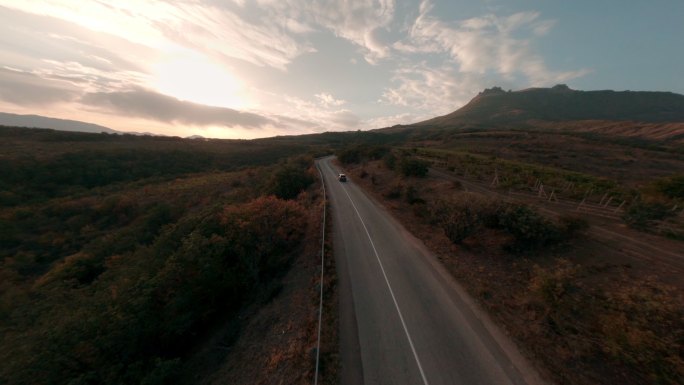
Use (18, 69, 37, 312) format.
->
(340, 181, 430, 385)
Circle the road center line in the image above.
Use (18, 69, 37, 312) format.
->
(340, 182, 430, 385)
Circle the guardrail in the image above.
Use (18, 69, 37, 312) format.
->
(313, 161, 327, 385)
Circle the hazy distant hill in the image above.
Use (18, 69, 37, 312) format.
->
(0, 112, 117, 134)
(420, 85, 684, 126)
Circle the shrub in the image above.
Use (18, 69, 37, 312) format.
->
(623, 201, 674, 230)
(399, 157, 429, 177)
(429, 193, 501, 243)
(654, 174, 684, 199)
(337, 148, 361, 164)
(404, 185, 425, 205)
(383, 153, 397, 170)
(366, 145, 390, 160)
(497, 205, 561, 251)
(269, 164, 314, 200)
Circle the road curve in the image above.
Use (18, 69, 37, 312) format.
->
(317, 157, 545, 385)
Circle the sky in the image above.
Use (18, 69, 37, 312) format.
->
(0, 1, 682, 139)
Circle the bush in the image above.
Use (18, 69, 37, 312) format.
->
(623, 201, 674, 230)
(399, 157, 429, 177)
(654, 174, 684, 199)
(429, 194, 501, 243)
(269, 164, 314, 200)
(383, 153, 397, 170)
(337, 148, 361, 164)
(404, 185, 425, 205)
(497, 205, 561, 251)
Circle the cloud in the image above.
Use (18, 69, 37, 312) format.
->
(329, 110, 361, 128)
(81, 88, 272, 128)
(0, 67, 80, 106)
(0, 1, 315, 71)
(400, 3, 589, 84)
(380, 2, 591, 115)
(315, 92, 346, 107)
(381, 63, 490, 114)
(364, 112, 426, 129)
(311, 0, 397, 63)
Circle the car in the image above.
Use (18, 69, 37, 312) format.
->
(338, 173, 347, 182)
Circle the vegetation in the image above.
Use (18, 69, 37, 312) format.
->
(0, 126, 312, 207)
(428, 193, 585, 251)
(529, 260, 683, 385)
(411, 147, 629, 201)
(398, 156, 429, 177)
(345, 155, 683, 385)
(269, 157, 316, 200)
(336, 144, 391, 165)
(0, 127, 321, 385)
(655, 174, 684, 199)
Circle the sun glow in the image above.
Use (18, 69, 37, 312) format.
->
(152, 50, 250, 110)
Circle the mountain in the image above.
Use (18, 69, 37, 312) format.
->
(0, 112, 118, 134)
(419, 85, 684, 127)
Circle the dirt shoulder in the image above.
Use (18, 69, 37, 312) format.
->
(342, 159, 684, 385)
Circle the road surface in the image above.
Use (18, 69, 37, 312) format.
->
(317, 157, 545, 385)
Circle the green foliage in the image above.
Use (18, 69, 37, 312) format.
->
(337, 147, 361, 164)
(497, 205, 561, 251)
(0, 193, 308, 385)
(0, 126, 308, 207)
(383, 152, 397, 170)
(404, 184, 425, 205)
(623, 201, 675, 230)
(337, 145, 391, 165)
(414, 147, 628, 201)
(429, 194, 500, 243)
(654, 174, 684, 199)
(269, 163, 315, 200)
(0, 142, 315, 385)
(399, 157, 429, 177)
(429, 193, 577, 251)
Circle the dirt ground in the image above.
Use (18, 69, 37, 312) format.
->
(179, 187, 339, 385)
(343, 159, 684, 385)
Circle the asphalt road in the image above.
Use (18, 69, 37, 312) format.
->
(317, 157, 545, 385)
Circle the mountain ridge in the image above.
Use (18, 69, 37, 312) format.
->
(418, 85, 684, 126)
(0, 112, 118, 134)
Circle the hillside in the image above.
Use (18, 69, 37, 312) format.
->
(420, 85, 684, 126)
(0, 127, 337, 385)
(0, 112, 118, 134)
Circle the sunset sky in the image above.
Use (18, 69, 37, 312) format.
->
(0, 1, 682, 138)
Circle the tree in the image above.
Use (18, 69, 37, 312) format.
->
(399, 157, 429, 177)
(269, 164, 314, 200)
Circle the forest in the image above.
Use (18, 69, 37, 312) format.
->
(0, 126, 319, 384)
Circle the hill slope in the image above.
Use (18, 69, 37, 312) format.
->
(0, 112, 117, 133)
(420, 85, 684, 126)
